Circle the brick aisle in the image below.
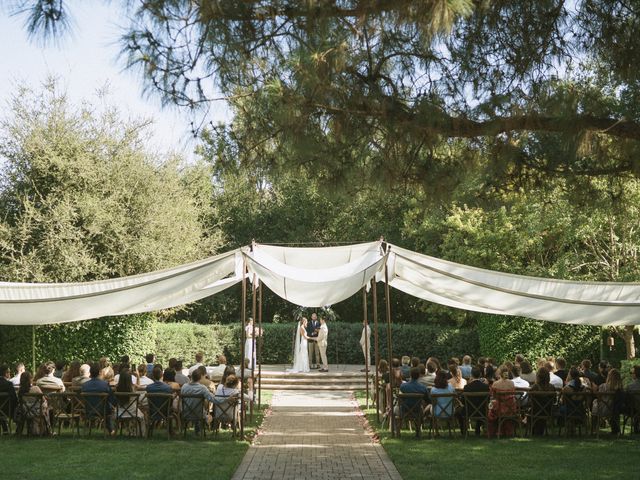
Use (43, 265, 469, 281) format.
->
(231, 390, 402, 480)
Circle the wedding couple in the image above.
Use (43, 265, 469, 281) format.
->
(290, 315, 328, 373)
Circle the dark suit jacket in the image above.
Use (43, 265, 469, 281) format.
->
(306, 319, 320, 338)
(463, 379, 490, 412)
(0, 377, 17, 415)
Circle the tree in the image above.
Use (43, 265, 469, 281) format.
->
(11, 1, 640, 186)
(0, 80, 219, 282)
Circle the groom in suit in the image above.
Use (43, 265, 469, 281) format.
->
(307, 312, 321, 369)
(316, 317, 329, 372)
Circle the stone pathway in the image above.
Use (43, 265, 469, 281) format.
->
(232, 390, 402, 480)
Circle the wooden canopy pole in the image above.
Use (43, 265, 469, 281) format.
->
(362, 287, 369, 409)
(240, 258, 247, 440)
(250, 273, 257, 421)
(258, 280, 263, 408)
(371, 277, 380, 423)
(383, 244, 395, 436)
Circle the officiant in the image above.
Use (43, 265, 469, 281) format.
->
(307, 312, 321, 369)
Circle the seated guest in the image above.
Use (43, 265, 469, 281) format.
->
(430, 371, 456, 418)
(423, 362, 437, 388)
(17, 371, 51, 435)
(396, 367, 430, 417)
(36, 361, 65, 392)
(0, 364, 17, 434)
(182, 369, 220, 429)
(627, 365, 640, 392)
(400, 356, 411, 381)
(82, 363, 116, 434)
(626, 365, 640, 434)
(72, 364, 91, 387)
(580, 359, 599, 386)
(145, 353, 156, 377)
(390, 358, 403, 387)
(62, 360, 81, 384)
(592, 368, 624, 435)
(510, 364, 530, 389)
(188, 352, 205, 376)
(463, 366, 490, 435)
(113, 363, 137, 385)
(484, 365, 496, 384)
(554, 357, 568, 383)
(220, 366, 237, 387)
(417, 364, 430, 389)
(10, 363, 25, 386)
(147, 367, 174, 394)
(136, 363, 154, 388)
(520, 360, 536, 384)
(488, 366, 517, 438)
(514, 354, 525, 367)
(33, 363, 48, 382)
(98, 357, 114, 383)
(53, 360, 66, 379)
(448, 364, 467, 389)
(208, 355, 228, 381)
(197, 365, 216, 392)
(411, 357, 420, 369)
(544, 362, 564, 389)
(162, 369, 181, 392)
(377, 359, 390, 385)
(214, 374, 248, 402)
(459, 355, 473, 380)
(595, 361, 609, 386)
(529, 368, 556, 435)
(559, 367, 588, 429)
(115, 370, 146, 435)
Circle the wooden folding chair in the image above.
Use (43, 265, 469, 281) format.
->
(558, 390, 590, 437)
(80, 392, 111, 437)
(114, 392, 144, 437)
(48, 391, 82, 436)
(180, 394, 208, 439)
(525, 391, 557, 436)
(462, 392, 490, 438)
(429, 393, 460, 437)
(213, 395, 240, 437)
(146, 393, 177, 439)
(0, 392, 14, 435)
(623, 391, 640, 435)
(16, 393, 50, 437)
(492, 390, 522, 438)
(591, 391, 623, 437)
(394, 393, 427, 438)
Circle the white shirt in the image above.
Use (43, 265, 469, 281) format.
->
(188, 363, 204, 375)
(137, 376, 154, 387)
(113, 373, 138, 384)
(10, 373, 22, 386)
(549, 372, 563, 389)
(512, 376, 530, 389)
(208, 364, 227, 381)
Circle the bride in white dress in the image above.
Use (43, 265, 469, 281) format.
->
(289, 317, 310, 373)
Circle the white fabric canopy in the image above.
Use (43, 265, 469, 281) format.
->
(0, 250, 242, 325)
(244, 242, 386, 307)
(389, 244, 640, 326)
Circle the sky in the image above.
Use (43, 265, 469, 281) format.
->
(0, 1, 231, 159)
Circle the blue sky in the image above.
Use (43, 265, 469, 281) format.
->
(0, 2, 231, 159)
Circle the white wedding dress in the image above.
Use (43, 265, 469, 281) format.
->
(289, 322, 310, 373)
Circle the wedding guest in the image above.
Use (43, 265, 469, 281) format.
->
(626, 365, 640, 433)
(514, 354, 525, 367)
(430, 371, 456, 418)
(145, 353, 156, 377)
(62, 361, 81, 383)
(174, 361, 189, 385)
(162, 369, 181, 392)
(0, 364, 17, 434)
(182, 369, 219, 430)
(72, 363, 91, 387)
(99, 357, 114, 383)
(10, 363, 25, 386)
(463, 366, 490, 436)
(147, 367, 173, 395)
(627, 365, 640, 392)
(580, 360, 599, 386)
(555, 357, 568, 383)
(188, 352, 205, 376)
(197, 365, 216, 392)
(400, 356, 411, 380)
(18, 371, 50, 435)
(520, 360, 536, 384)
(544, 362, 563, 389)
(136, 363, 154, 388)
(82, 363, 116, 434)
(397, 367, 430, 416)
(113, 364, 137, 385)
(115, 370, 146, 435)
(221, 366, 237, 387)
(36, 361, 65, 392)
(448, 364, 467, 389)
(208, 355, 228, 381)
(511, 364, 530, 389)
(417, 364, 431, 389)
(423, 362, 437, 387)
(411, 357, 420, 369)
(53, 360, 66, 379)
(459, 355, 473, 380)
(592, 368, 624, 434)
(488, 365, 517, 438)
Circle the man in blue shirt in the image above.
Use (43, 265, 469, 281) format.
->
(398, 367, 430, 415)
(81, 363, 116, 434)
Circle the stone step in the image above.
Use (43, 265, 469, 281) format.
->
(258, 371, 370, 379)
(257, 377, 366, 385)
(259, 383, 369, 391)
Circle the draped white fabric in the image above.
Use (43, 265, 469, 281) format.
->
(244, 242, 386, 307)
(0, 250, 241, 325)
(389, 244, 640, 326)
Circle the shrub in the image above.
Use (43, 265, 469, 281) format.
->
(621, 359, 640, 387)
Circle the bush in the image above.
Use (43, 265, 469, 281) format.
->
(0, 314, 157, 370)
(477, 314, 601, 365)
(621, 359, 640, 387)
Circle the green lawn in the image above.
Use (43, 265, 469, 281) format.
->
(3, 391, 273, 480)
(356, 392, 640, 480)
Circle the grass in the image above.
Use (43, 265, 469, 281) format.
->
(355, 391, 640, 480)
(2, 390, 273, 480)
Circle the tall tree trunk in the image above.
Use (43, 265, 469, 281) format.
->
(622, 325, 636, 360)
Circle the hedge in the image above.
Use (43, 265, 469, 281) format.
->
(0, 314, 156, 371)
(477, 314, 601, 365)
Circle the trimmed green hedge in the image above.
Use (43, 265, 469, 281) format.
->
(0, 314, 156, 371)
(621, 359, 640, 387)
(477, 314, 601, 365)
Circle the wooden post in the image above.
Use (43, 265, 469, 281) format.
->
(240, 258, 247, 440)
(258, 280, 263, 408)
(363, 287, 369, 409)
(32, 325, 36, 373)
(372, 277, 380, 423)
(250, 274, 257, 420)
(383, 249, 394, 436)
